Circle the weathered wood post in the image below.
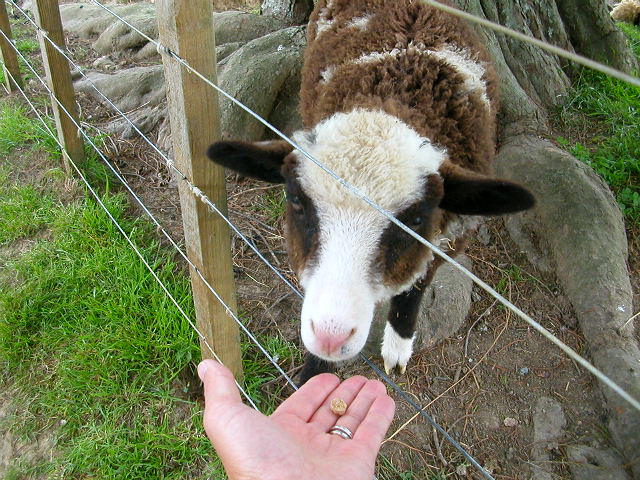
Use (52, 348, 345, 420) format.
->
(0, 1, 23, 92)
(33, 0, 84, 172)
(157, 0, 243, 379)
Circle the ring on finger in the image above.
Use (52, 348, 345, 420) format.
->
(328, 424, 353, 439)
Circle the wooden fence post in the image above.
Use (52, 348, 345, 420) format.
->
(157, 0, 243, 379)
(0, 1, 23, 92)
(33, 0, 84, 172)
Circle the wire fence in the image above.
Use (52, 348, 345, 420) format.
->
(1, 0, 639, 478)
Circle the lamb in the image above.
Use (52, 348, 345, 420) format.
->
(611, 0, 640, 25)
(207, 0, 535, 383)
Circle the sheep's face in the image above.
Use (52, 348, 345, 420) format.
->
(284, 110, 446, 361)
(207, 109, 535, 363)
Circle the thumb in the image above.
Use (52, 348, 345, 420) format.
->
(198, 359, 242, 407)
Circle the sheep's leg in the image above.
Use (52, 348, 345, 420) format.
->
(382, 281, 428, 375)
(298, 352, 335, 385)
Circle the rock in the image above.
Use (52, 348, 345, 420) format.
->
(93, 10, 158, 55)
(533, 397, 566, 447)
(495, 135, 640, 478)
(92, 55, 116, 71)
(477, 223, 491, 245)
(60, 3, 150, 41)
(216, 42, 244, 63)
(133, 41, 160, 61)
(503, 417, 518, 427)
(106, 103, 167, 139)
(529, 385, 566, 479)
(475, 408, 501, 430)
(74, 65, 165, 112)
(217, 26, 306, 141)
(213, 11, 293, 45)
(69, 68, 83, 81)
(565, 445, 630, 480)
(365, 255, 474, 355)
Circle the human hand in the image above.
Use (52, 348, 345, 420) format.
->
(198, 359, 395, 480)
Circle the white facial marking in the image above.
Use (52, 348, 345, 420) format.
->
(293, 110, 445, 361)
(300, 209, 381, 361)
(294, 109, 445, 213)
(382, 323, 415, 375)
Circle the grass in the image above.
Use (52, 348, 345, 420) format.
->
(254, 186, 287, 224)
(0, 24, 43, 85)
(556, 23, 640, 225)
(0, 100, 296, 478)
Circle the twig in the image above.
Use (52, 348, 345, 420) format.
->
(432, 418, 448, 467)
(383, 317, 510, 444)
(464, 299, 498, 358)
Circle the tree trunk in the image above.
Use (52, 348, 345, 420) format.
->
(449, 1, 640, 477)
(261, 0, 313, 24)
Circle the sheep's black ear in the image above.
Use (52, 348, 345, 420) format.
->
(440, 174, 535, 215)
(206, 140, 293, 184)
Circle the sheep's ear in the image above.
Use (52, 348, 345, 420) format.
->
(206, 140, 293, 184)
(440, 170, 535, 215)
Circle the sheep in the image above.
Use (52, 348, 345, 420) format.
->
(207, 0, 535, 383)
(611, 0, 640, 25)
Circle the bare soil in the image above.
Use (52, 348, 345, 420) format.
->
(2, 4, 638, 479)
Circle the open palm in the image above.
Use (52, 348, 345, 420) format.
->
(198, 360, 395, 480)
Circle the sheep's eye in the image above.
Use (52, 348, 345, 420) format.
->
(411, 217, 423, 227)
(289, 194, 303, 212)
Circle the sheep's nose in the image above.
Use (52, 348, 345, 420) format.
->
(311, 322, 356, 356)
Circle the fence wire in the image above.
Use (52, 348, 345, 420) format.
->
(2, 0, 640, 477)
(82, 0, 640, 415)
(0, 57, 262, 410)
(2, 7, 498, 478)
(6, 13, 503, 480)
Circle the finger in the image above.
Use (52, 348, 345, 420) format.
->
(198, 359, 242, 407)
(309, 375, 368, 430)
(272, 373, 341, 422)
(353, 392, 396, 452)
(328, 379, 387, 438)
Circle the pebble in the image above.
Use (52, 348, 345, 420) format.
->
(504, 417, 518, 427)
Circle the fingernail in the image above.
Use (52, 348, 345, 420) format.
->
(197, 360, 210, 381)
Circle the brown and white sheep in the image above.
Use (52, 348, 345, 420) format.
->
(207, 0, 535, 382)
(611, 0, 640, 25)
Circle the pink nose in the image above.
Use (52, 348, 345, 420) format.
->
(312, 323, 356, 356)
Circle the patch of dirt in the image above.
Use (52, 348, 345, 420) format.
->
(2, 6, 637, 480)
(0, 384, 58, 480)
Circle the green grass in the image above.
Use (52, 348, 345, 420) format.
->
(0, 33, 40, 85)
(242, 330, 303, 413)
(556, 23, 640, 224)
(254, 187, 287, 224)
(0, 100, 298, 478)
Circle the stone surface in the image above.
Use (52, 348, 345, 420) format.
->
(495, 134, 640, 477)
(565, 445, 630, 480)
(366, 255, 474, 355)
(106, 103, 167, 139)
(93, 11, 158, 55)
(75, 65, 165, 113)
(217, 26, 306, 141)
(213, 11, 292, 45)
(529, 397, 566, 480)
(92, 55, 116, 71)
(60, 3, 149, 41)
(60, 5, 289, 61)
